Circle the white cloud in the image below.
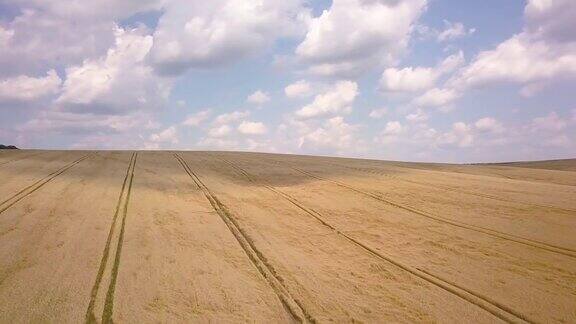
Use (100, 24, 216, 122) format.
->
(208, 124, 232, 137)
(0, 8, 120, 77)
(296, 0, 427, 76)
(437, 122, 474, 148)
(0, 26, 14, 47)
(437, 20, 475, 42)
(406, 109, 428, 123)
(285, 80, 312, 98)
(475, 117, 503, 133)
(298, 116, 362, 154)
(449, 0, 576, 93)
(149, 0, 310, 75)
(196, 137, 239, 150)
(237, 121, 267, 135)
(295, 80, 358, 119)
(380, 51, 464, 92)
(247, 90, 270, 105)
(382, 121, 404, 135)
(451, 33, 576, 90)
(0, 69, 61, 102)
(182, 109, 211, 126)
(413, 87, 459, 107)
(213, 110, 250, 125)
(149, 126, 179, 144)
(380, 67, 436, 93)
(369, 108, 387, 119)
(1, 18, 172, 149)
(6, 0, 163, 21)
(57, 26, 172, 115)
(530, 112, 567, 132)
(18, 110, 157, 135)
(524, 0, 576, 42)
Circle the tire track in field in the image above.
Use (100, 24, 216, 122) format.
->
(218, 157, 532, 324)
(285, 164, 576, 259)
(173, 153, 315, 324)
(330, 163, 576, 214)
(85, 152, 137, 324)
(0, 154, 92, 215)
(0, 151, 43, 166)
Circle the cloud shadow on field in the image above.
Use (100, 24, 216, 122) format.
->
(178, 151, 412, 188)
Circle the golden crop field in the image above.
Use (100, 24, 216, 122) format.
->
(0, 150, 575, 323)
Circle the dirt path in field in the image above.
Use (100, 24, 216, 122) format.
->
(1, 150, 574, 323)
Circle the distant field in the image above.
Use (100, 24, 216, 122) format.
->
(0, 150, 575, 323)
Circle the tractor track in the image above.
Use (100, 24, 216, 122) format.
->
(173, 153, 315, 324)
(284, 165, 576, 259)
(330, 163, 576, 214)
(381, 163, 575, 187)
(216, 157, 533, 324)
(0, 154, 92, 215)
(85, 152, 137, 324)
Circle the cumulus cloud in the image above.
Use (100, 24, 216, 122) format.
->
(369, 108, 387, 119)
(247, 90, 270, 105)
(530, 112, 567, 132)
(208, 124, 232, 138)
(380, 66, 436, 93)
(451, 34, 576, 90)
(149, 126, 179, 144)
(0, 6, 132, 76)
(57, 26, 172, 115)
(405, 109, 428, 123)
(0, 70, 61, 102)
(182, 109, 211, 126)
(524, 0, 576, 42)
(437, 122, 474, 148)
(148, 0, 310, 75)
(2, 13, 112, 73)
(375, 120, 408, 145)
(449, 0, 576, 94)
(5, 0, 164, 21)
(475, 117, 504, 133)
(413, 87, 459, 108)
(213, 110, 250, 125)
(237, 121, 267, 135)
(298, 116, 363, 154)
(382, 121, 404, 135)
(295, 80, 358, 119)
(8, 25, 171, 148)
(18, 110, 158, 135)
(436, 20, 475, 42)
(380, 51, 464, 92)
(296, 0, 427, 76)
(285, 80, 312, 98)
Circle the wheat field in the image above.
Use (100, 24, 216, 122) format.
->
(0, 150, 575, 323)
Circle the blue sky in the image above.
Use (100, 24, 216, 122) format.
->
(0, 0, 574, 162)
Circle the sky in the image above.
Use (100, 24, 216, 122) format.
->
(0, 0, 574, 162)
